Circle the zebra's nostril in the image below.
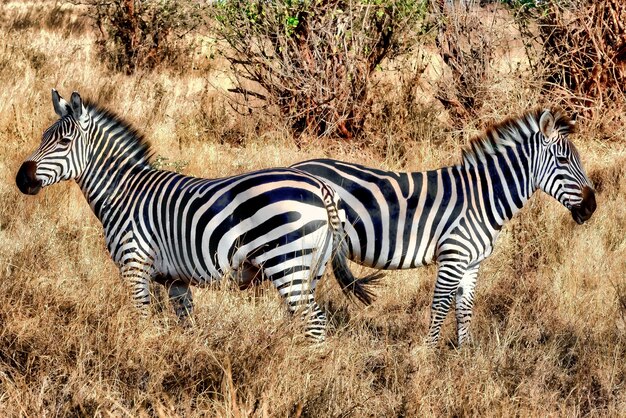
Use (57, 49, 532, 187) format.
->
(570, 186, 596, 224)
(16, 161, 42, 195)
(582, 186, 596, 214)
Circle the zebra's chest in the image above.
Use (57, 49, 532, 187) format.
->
(103, 218, 221, 283)
(439, 215, 499, 264)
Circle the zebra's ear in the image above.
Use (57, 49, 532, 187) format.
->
(539, 110, 556, 139)
(52, 89, 70, 118)
(70, 91, 86, 120)
(571, 112, 578, 125)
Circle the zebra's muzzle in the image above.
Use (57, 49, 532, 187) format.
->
(16, 161, 43, 195)
(570, 186, 596, 225)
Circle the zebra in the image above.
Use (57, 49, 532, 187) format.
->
(292, 108, 596, 347)
(15, 89, 380, 341)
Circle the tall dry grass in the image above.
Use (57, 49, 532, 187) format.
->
(0, 2, 624, 416)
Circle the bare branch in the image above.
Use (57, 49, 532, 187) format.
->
(210, 0, 425, 140)
(227, 88, 267, 101)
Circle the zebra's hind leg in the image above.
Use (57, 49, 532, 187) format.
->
(300, 286, 327, 342)
(262, 228, 332, 342)
(167, 281, 194, 322)
(271, 269, 328, 342)
(427, 259, 468, 347)
(455, 264, 480, 347)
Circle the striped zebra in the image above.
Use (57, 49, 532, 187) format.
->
(293, 109, 596, 346)
(16, 90, 379, 341)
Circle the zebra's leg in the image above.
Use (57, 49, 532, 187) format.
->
(263, 229, 332, 342)
(120, 259, 153, 315)
(455, 264, 480, 347)
(167, 281, 194, 321)
(299, 284, 328, 342)
(273, 269, 327, 342)
(264, 245, 329, 342)
(426, 260, 467, 347)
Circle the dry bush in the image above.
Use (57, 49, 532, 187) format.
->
(537, 0, 626, 111)
(507, 0, 626, 115)
(431, 1, 500, 125)
(363, 57, 453, 165)
(174, 87, 293, 150)
(81, 0, 204, 73)
(212, 0, 427, 141)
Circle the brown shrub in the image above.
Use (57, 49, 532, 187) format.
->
(537, 0, 626, 111)
(212, 0, 427, 141)
(85, 0, 204, 74)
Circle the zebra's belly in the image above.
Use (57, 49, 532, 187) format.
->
(153, 255, 221, 287)
(353, 249, 435, 270)
(147, 227, 241, 286)
(346, 225, 438, 270)
(118, 200, 332, 287)
(153, 258, 260, 288)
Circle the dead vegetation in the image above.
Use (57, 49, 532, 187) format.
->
(0, 1, 624, 416)
(211, 0, 425, 141)
(536, 0, 626, 111)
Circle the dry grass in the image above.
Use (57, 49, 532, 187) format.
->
(0, 2, 624, 416)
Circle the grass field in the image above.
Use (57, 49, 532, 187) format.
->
(0, 2, 624, 416)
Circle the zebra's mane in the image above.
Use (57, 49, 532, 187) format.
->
(461, 108, 575, 167)
(85, 100, 154, 168)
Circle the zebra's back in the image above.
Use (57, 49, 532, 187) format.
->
(292, 159, 466, 269)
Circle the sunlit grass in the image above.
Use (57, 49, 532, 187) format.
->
(0, 2, 624, 416)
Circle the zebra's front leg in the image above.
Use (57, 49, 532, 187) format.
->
(274, 272, 327, 342)
(120, 259, 154, 315)
(167, 281, 194, 322)
(455, 264, 480, 347)
(426, 260, 467, 347)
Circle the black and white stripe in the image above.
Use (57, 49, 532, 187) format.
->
(16, 90, 379, 341)
(293, 109, 596, 346)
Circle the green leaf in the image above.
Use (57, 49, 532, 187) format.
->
(286, 16, 299, 28)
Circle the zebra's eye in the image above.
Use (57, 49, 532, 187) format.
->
(59, 137, 71, 145)
(557, 156, 569, 165)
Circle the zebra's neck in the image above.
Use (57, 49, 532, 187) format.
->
(75, 106, 154, 221)
(462, 132, 537, 232)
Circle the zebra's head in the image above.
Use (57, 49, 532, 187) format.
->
(16, 89, 90, 195)
(534, 110, 596, 225)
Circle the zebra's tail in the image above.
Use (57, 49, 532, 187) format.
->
(332, 230, 383, 305)
(322, 185, 383, 305)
